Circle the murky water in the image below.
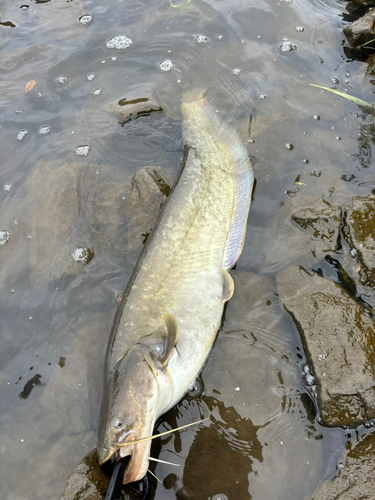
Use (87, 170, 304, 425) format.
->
(1, 0, 375, 498)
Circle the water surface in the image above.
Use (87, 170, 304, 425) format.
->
(1, 0, 374, 498)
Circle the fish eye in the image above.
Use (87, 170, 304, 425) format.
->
(113, 419, 122, 430)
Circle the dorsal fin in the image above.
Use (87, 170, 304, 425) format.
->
(159, 313, 178, 366)
(221, 268, 234, 302)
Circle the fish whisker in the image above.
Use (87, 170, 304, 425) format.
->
(116, 417, 209, 447)
(148, 469, 163, 483)
(148, 456, 180, 467)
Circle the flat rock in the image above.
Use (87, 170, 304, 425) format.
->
(124, 166, 176, 267)
(291, 200, 342, 260)
(277, 265, 375, 427)
(344, 10, 375, 48)
(0, 160, 130, 288)
(104, 97, 163, 125)
(343, 194, 375, 287)
(313, 431, 375, 499)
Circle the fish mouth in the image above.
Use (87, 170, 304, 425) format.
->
(102, 433, 151, 485)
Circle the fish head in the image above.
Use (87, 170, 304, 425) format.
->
(97, 344, 162, 484)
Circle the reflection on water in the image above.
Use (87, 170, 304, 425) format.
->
(1, 0, 374, 498)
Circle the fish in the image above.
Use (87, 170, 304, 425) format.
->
(97, 91, 255, 484)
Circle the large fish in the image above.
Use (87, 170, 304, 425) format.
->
(97, 92, 254, 484)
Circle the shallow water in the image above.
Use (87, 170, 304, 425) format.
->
(1, 0, 375, 499)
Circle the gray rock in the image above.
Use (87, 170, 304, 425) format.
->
(291, 200, 342, 259)
(60, 449, 107, 500)
(60, 449, 139, 500)
(343, 194, 375, 287)
(0, 160, 130, 288)
(344, 10, 375, 48)
(313, 431, 375, 499)
(124, 166, 176, 267)
(277, 265, 375, 427)
(104, 97, 163, 125)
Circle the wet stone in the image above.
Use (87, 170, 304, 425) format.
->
(343, 9, 375, 48)
(291, 200, 342, 260)
(313, 431, 375, 499)
(104, 96, 162, 125)
(343, 194, 375, 287)
(124, 166, 176, 267)
(277, 265, 375, 427)
(60, 448, 138, 500)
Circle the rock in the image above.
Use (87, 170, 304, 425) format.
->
(181, 271, 324, 500)
(0, 160, 130, 288)
(291, 200, 342, 260)
(344, 10, 375, 48)
(313, 431, 375, 499)
(343, 194, 375, 287)
(124, 166, 177, 267)
(60, 449, 108, 500)
(104, 97, 163, 125)
(60, 449, 139, 500)
(277, 265, 375, 427)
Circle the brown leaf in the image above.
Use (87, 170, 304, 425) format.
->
(25, 80, 36, 93)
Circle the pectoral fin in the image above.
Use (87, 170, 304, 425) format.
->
(221, 268, 234, 302)
(159, 313, 178, 366)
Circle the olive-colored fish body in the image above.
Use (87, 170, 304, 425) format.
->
(97, 93, 254, 484)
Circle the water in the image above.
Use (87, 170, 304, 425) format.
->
(1, 0, 374, 498)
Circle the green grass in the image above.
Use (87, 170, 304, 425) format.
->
(309, 83, 374, 108)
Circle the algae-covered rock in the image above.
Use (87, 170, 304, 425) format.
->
(313, 431, 375, 499)
(277, 265, 375, 427)
(343, 194, 375, 287)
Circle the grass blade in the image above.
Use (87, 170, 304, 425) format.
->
(309, 83, 374, 108)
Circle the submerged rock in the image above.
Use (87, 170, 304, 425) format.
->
(124, 166, 176, 267)
(277, 265, 375, 427)
(343, 194, 375, 287)
(104, 97, 163, 125)
(344, 10, 375, 48)
(313, 431, 375, 499)
(0, 160, 130, 288)
(291, 200, 342, 259)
